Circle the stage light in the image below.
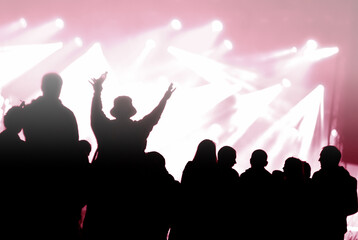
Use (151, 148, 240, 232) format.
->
(331, 129, 338, 137)
(282, 78, 291, 88)
(291, 47, 297, 53)
(306, 39, 318, 51)
(19, 18, 27, 28)
(74, 37, 83, 47)
(211, 20, 223, 32)
(171, 19, 182, 30)
(55, 18, 64, 29)
(223, 40, 233, 50)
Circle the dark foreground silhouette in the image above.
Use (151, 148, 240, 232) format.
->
(0, 72, 356, 240)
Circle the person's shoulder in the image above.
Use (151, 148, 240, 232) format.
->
(23, 97, 41, 110)
(57, 101, 76, 116)
(184, 160, 194, 168)
(311, 169, 322, 179)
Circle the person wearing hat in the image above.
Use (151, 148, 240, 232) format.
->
(89, 72, 175, 165)
(84, 72, 175, 240)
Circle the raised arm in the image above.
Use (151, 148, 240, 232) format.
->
(89, 72, 109, 135)
(141, 83, 175, 127)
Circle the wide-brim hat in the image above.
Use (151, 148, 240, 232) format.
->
(110, 96, 137, 118)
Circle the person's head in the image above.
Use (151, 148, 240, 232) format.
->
(41, 73, 63, 99)
(193, 139, 217, 166)
(250, 149, 268, 169)
(146, 151, 166, 171)
(3, 105, 24, 134)
(110, 96, 137, 119)
(319, 145, 341, 169)
(283, 157, 303, 178)
(79, 140, 92, 157)
(218, 146, 236, 168)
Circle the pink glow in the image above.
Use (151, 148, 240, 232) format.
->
(1, 0, 357, 236)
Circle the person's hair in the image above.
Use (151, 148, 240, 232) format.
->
(41, 73, 63, 98)
(193, 139, 217, 166)
(283, 157, 302, 175)
(3, 106, 23, 133)
(146, 151, 166, 168)
(320, 145, 341, 166)
(250, 149, 268, 168)
(218, 146, 236, 167)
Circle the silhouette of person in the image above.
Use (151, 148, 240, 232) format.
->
(84, 72, 175, 240)
(216, 146, 240, 239)
(22, 72, 79, 163)
(141, 151, 181, 240)
(20, 72, 84, 240)
(0, 104, 26, 166)
(239, 149, 272, 240)
(0, 104, 29, 239)
(217, 146, 240, 185)
(302, 161, 312, 183)
(279, 157, 313, 240)
(169, 139, 219, 240)
(312, 146, 358, 240)
(89, 72, 175, 166)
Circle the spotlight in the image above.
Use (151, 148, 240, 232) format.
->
(19, 18, 27, 28)
(223, 40, 233, 50)
(171, 19, 182, 30)
(55, 18, 64, 29)
(306, 39, 318, 51)
(331, 129, 338, 137)
(74, 37, 83, 47)
(281, 78, 291, 88)
(211, 20, 223, 32)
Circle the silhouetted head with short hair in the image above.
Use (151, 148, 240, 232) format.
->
(146, 151, 166, 169)
(218, 146, 236, 168)
(250, 149, 268, 169)
(41, 73, 63, 99)
(319, 145, 341, 170)
(3, 105, 24, 134)
(283, 157, 304, 181)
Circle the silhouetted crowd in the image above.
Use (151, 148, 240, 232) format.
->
(0, 72, 357, 240)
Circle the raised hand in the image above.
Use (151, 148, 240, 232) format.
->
(164, 83, 176, 100)
(89, 72, 108, 92)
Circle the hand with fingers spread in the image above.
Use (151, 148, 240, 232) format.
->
(89, 72, 108, 93)
(163, 83, 176, 100)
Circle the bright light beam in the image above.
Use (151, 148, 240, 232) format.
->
(0, 42, 63, 88)
(307, 47, 339, 61)
(224, 84, 284, 146)
(0, 19, 28, 37)
(260, 47, 298, 60)
(4, 20, 64, 45)
(254, 85, 325, 169)
(168, 46, 257, 87)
